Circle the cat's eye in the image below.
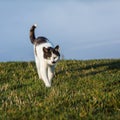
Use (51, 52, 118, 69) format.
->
(54, 57, 57, 59)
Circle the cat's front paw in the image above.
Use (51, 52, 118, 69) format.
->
(45, 83, 51, 87)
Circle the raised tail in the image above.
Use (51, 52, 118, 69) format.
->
(29, 24, 37, 44)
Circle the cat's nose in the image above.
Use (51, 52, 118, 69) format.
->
(52, 61, 56, 64)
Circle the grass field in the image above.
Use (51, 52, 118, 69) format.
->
(0, 59, 120, 120)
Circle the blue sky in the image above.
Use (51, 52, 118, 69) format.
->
(0, 0, 120, 61)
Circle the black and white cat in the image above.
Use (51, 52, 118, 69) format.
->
(29, 24, 60, 87)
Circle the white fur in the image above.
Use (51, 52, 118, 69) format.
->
(34, 42, 59, 87)
(34, 24, 37, 27)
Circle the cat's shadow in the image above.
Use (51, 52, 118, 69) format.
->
(56, 60, 120, 78)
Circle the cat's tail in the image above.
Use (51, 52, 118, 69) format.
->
(29, 24, 37, 44)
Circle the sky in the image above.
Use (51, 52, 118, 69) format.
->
(0, 0, 120, 61)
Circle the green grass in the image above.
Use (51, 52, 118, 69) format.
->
(0, 59, 120, 120)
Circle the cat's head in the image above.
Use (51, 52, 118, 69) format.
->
(43, 45, 60, 65)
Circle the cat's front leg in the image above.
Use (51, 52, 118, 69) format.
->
(48, 66, 55, 85)
(40, 64, 51, 87)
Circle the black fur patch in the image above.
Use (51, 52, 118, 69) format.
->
(53, 45, 60, 57)
(35, 37, 48, 45)
(43, 46, 60, 59)
(43, 47, 52, 59)
(30, 25, 36, 44)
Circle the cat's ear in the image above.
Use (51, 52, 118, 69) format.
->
(55, 45, 60, 51)
(43, 47, 48, 53)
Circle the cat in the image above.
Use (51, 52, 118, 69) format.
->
(29, 24, 60, 87)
